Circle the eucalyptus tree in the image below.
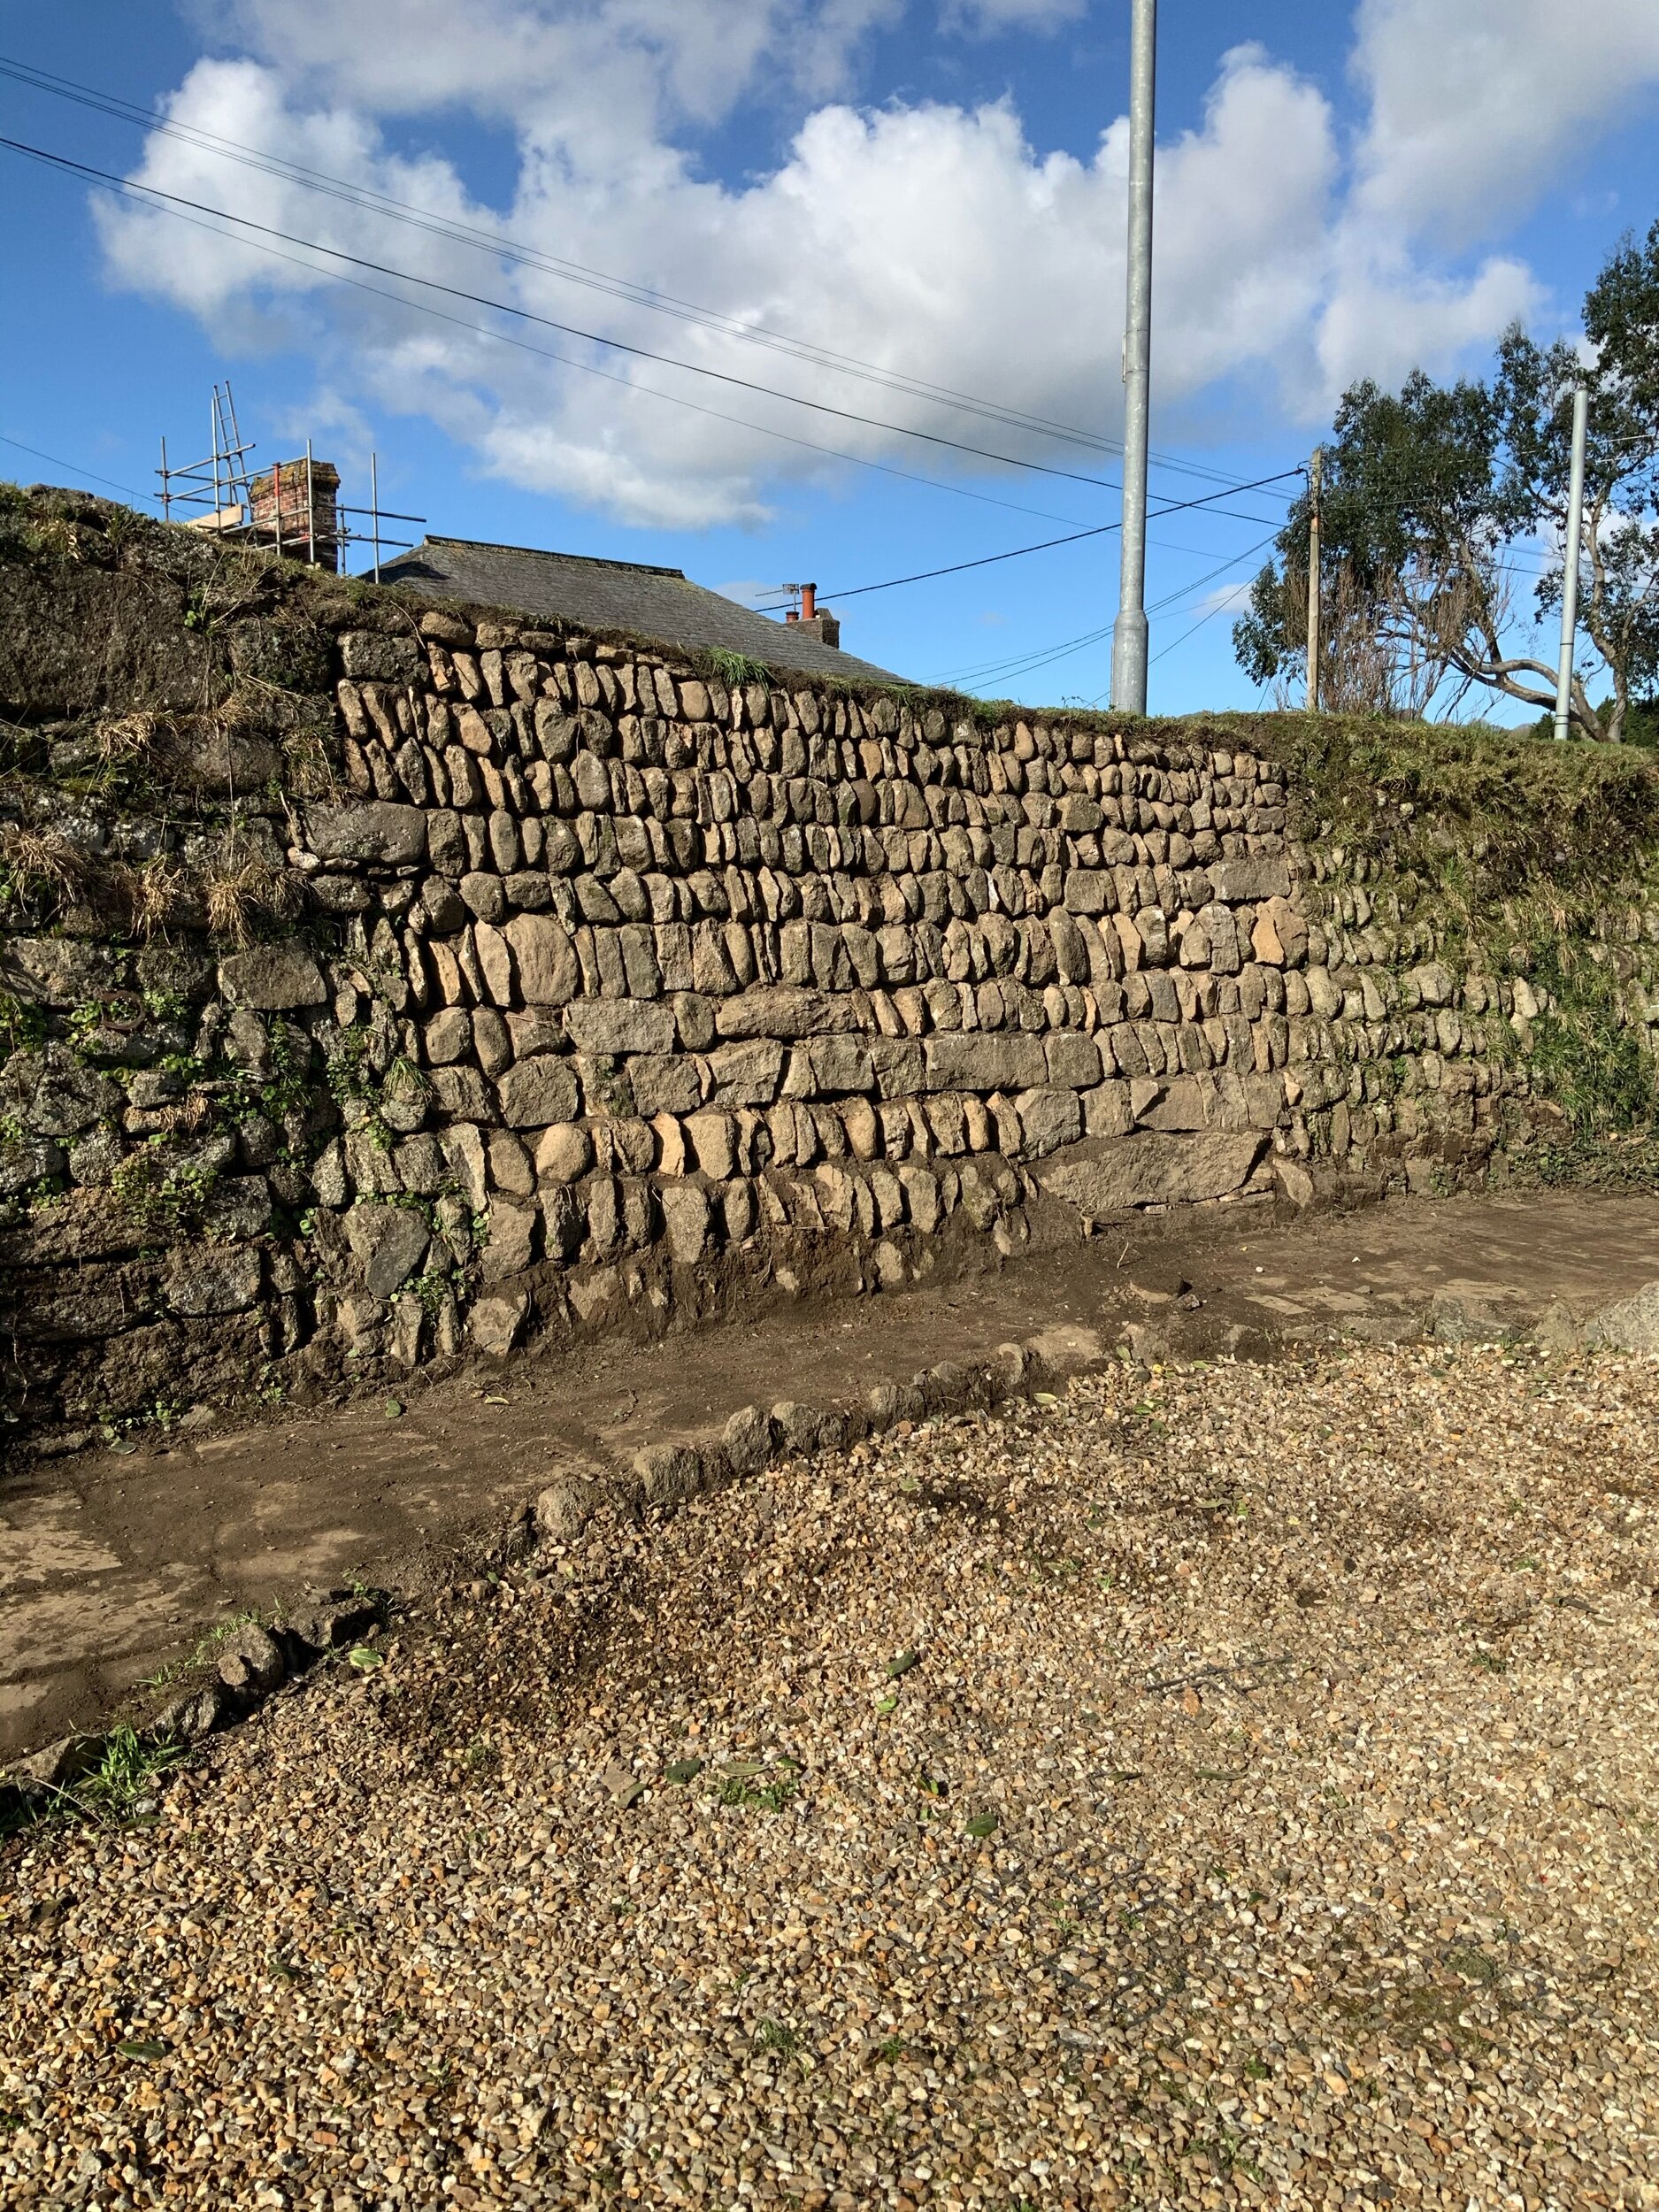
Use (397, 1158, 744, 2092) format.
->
(1235, 221, 1659, 738)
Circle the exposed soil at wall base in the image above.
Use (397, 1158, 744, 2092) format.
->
(4, 1184, 1658, 1763)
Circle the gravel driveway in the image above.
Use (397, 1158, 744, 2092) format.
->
(5, 1339, 1659, 2208)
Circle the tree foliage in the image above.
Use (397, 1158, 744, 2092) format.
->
(1236, 221, 1659, 738)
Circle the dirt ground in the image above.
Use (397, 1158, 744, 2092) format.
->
(4, 1187, 1659, 1763)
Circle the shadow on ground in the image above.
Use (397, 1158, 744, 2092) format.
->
(4, 1187, 1657, 1759)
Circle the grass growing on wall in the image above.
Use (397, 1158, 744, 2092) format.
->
(1517, 928, 1659, 1184)
(1266, 710, 1659, 903)
(1252, 710, 1659, 1179)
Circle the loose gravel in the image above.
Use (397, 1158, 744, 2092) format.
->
(5, 1339, 1659, 2210)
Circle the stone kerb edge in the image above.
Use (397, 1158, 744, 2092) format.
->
(0, 1333, 1073, 1819)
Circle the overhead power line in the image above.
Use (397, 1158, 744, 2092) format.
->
(1145, 555, 1273, 672)
(803, 470, 1299, 603)
(934, 527, 1284, 690)
(0, 142, 1102, 532)
(4, 134, 1138, 495)
(4, 134, 1292, 536)
(0, 51, 1267, 497)
(942, 619, 1115, 694)
(933, 529, 1281, 698)
(0, 433, 149, 501)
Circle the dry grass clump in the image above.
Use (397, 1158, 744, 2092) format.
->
(0, 821, 96, 913)
(94, 712, 166, 771)
(149, 1092, 213, 1136)
(280, 725, 341, 800)
(202, 851, 306, 946)
(113, 856, 194, 942)
(216, 685, 280, 734)
(22, 511, 86, 564)
(219, 683, 341, 801)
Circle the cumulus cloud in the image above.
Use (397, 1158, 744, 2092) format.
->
(1351, 0, 1659, 249)
(194, 0, 901, 136)
(939, 0, 1087, 37)
(93, 0, 1659, 529)
(1309, 245, 1540, 406)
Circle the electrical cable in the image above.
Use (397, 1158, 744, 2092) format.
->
(939, 528, 1284, 696)
(1143, 533, 1281, 619)
(3, 134, 1297, 544)
(803, 472, 1299, 603)
(0, 51, 1270, 495)
(2, 134, 1157, 496)
(0, 433, 151, 501)
(8, 65, 1613, 695)
(933, 528, 1284, 689)
(1147, 566, 1269, 669)
(0, 147, 1144, 533)
(949, 623, 1115, 693)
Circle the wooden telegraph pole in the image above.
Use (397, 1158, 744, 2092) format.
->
(1553, 386, 1588, 741)
(1306, 446, 1323, 713)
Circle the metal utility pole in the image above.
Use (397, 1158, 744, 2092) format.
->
(1553, 383, 1589, 742)
(1306, 445, 1323, 712)
(1110, 0, 1156, 716)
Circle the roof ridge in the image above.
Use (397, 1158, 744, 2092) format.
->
(379, 536, 909, 683)
(421, 535, 687, 580)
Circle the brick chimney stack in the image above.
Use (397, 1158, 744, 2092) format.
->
(783, 581, 841, 649)
(246, 457, 341, 571)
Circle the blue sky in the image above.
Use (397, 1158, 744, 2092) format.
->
(3, 1, 1658, 712)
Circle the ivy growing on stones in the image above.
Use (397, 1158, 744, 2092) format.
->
(0, 990, 46, 1054)
(323, 1026, 429, 1153)
(109, 1140, 221, 1233)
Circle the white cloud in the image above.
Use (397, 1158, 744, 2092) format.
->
(939, 0, 1086, 36)
(1198, 578, 1256, 619)
(1310, 245, 1539, 406)
(1352, 0, 1659, 248)
(193, 0, 901, 140)
(98, 41, 1348, 526)
(93, 1, 1659, 530)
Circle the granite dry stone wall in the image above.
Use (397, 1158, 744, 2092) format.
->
(0, 503, 1642, 1450)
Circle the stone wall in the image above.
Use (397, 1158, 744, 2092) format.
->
(1, 491, 1649, 1449)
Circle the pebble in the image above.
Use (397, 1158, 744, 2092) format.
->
(4, 1340, 1659, 2208)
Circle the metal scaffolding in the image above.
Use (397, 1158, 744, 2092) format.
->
(155, 384, 424, 578)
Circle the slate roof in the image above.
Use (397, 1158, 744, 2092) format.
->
(379, 536, 908, 685)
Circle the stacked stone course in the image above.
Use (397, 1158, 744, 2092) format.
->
(302, 611, 1320, 1345)
(0, 584, 1594, 1440)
